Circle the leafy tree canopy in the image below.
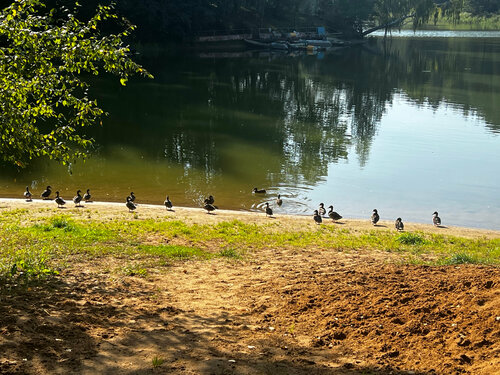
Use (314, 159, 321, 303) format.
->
(0, 0, 152, 167)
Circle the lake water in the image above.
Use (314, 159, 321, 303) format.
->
(1, 31, 500, 229)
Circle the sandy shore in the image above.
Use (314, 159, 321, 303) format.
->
(1, 197, 499, 239)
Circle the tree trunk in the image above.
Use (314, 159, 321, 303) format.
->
(361, 14, 414, 37)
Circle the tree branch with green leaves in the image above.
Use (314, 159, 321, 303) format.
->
(362, 0, 466, 36)
(0, 0, 153, 167)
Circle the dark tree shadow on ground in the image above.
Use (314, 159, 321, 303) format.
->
(0, 273, 433, 375)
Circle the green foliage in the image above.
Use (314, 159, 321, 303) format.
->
(0, 247, 58, 284)
(122, 264, 148, 277)
(443, 252, 480, 264)
(397, 232, 426, 245)
(218, 248, 241, 258)
(421, 12, 500, 29)
(467, 0, 499, 15)
(50, 216, 76, 231)
(151, 356, 165, 368)
(0, 0, 152, 166)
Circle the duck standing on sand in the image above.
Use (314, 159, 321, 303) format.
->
(318, 203, 326, 216)
(432, 211, 441, 226)
(24, 186, 32, 201)
(205, 195, 215, 205)
(83, 189, 91, 202)
(55, 191, 66, 208)
(253, 188, 266, 194)
(126, 196, 136, 212)
(395, 217, 404, 231)
(164, 195, 173, 211)
(127, 192, 136, 203)
(265, 202, 273, 217)
(41, 186, 52, 200)
(371, 209, 380, 225)
(73, 190, 83, 207)
(313, 210, 322, 224)
(276, 194, 283, 207)
(204, 202, 217, 214)
(328, 205, 342, 222)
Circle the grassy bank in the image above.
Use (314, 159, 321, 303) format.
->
(1, 202, 498, 286)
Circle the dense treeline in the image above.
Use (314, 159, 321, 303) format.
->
(1, 0, 498, 43)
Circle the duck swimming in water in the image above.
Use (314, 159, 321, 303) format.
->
(253, 188, 266, 194)
(318, 203, 326, 216)
(24, 186, 32, 201)
(55, 191, 66, 208)
(164, 195, 173, 211)
(313, 210, 322, 224)
(265, 202, 273, 217)
(126, 196, 136, 212)
(328, 205, 342, 222)
(395, 217, 404, 231)
(432, 211, 441, 226)
(41, 186, 52, 200)
(83, 189, 91, 202)
(276, 194, 283, 207)
(371, 209, 380, 225)
(73, 190, 83, 207)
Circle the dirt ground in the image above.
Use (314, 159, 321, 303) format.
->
(0, 199, 499, 374)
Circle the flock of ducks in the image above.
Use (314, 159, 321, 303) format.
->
(22, 185, 443, 230)
(26, 186, 91, 207)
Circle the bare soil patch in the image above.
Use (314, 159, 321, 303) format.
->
(1, 248, 499, 374)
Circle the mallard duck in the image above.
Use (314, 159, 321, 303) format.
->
(83, 189, 91, 202)
(253, 188, 266, 194)
(126, 196, 137, 212)
(127, 192, 136, 202)
(73, 190, 83, 207)
(164, 195, 173, 211)
(313, 210, 322, 224)
(395, 217, 404, 231)
(265, 202, 273, 217)
(276, 194, 283, 206)
(24, 186, 32, 201)
(432, 211, 441, 226)
(328, 205, 342, 221)
(318, 203, 326, 216)
(204, 203, 217, 214)
(55, 191, 66, 208)
(41, 186, 52, 200)
(371, 209, 380, 225)
(204, 195, 215, 205)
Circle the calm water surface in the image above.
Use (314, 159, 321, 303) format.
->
(1, 32, 500, 229)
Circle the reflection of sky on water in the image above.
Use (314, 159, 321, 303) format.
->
(315, 94, 500, 229)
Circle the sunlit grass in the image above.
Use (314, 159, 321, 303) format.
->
(0, 208, 498, 284)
